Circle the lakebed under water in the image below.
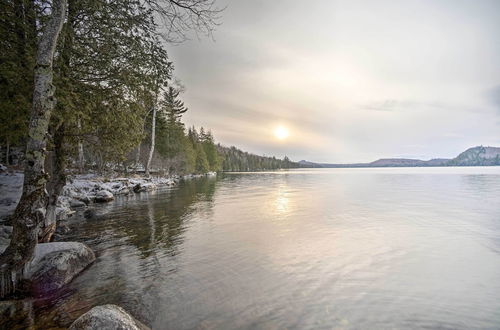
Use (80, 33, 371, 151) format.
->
(2, 167, 500, 329)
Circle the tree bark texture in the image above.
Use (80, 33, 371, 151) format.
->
(145, 106, 156, 177)
(41, 124, 66, 243)
(0, 0, 67, 298)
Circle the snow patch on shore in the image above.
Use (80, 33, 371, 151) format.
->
(0, 172, 23, 221)
(0, 171, 217, 247)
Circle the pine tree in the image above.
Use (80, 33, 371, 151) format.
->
(0, 0, 223, 298)
(195, 143, 210, 173)
(0, 0, 36, 163)
(201, 130, 221, 171)
(162, 86, 188, 123)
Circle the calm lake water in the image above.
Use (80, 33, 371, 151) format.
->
(3, 167, 500, 329)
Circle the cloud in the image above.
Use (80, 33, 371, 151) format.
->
(169, 0, 500, 162)
(487, 85, 500, 115)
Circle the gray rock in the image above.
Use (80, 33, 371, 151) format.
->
(94, 190, 114, 203)
(115, 186, 132, 195)
(69, 305, 150, 330)
(70, 199, 87, 208)
(132, 183, 146, 193)
(132, 182, 156, 193)
(74, 194, 91, 205)
(27, 242, 95, 296)
(56, 206, 75, 221)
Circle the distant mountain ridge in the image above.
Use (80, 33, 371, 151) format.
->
(299, 146, 500, 168)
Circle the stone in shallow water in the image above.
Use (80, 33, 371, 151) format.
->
(69, 304, 150, 330)
(132, 183, 147, 193)
(70, 198, 87, 208)
(27, 242, 96, 296)
(93, 190, 114, 203)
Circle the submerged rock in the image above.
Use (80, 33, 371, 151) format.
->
(83, 209, 97, 219)
(93, 190, 114, 203)
(27, 242, 96, 296)
(69, 304, 150, 330)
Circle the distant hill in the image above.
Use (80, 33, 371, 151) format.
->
(299, 146, 500, 168)
(447, 146, 500, 166)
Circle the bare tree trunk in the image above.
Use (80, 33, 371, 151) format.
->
(0, 0, 67, 298)
(77, 118, 84, 173)
(135, 143, 141, 169)
(76, 103, 84, 174)
(78, 142, 84, 172)
(41, 124, 66, 243)
(145, 106, 156, 177)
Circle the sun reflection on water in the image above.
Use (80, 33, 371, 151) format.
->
(274, 186, 291, 215)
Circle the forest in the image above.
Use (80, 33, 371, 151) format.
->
(0, 0, 298, 176)
(0, 0, 300, 299)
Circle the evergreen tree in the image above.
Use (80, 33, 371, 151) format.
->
(201, 130, 221, 171)
(0, 0, 36, 163)
(195, 143, 210, 173)
(0, 0, 222, 298)
(162, 86, 188, 123)
(217, 145, 300, 171)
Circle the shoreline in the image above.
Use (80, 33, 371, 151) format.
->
(0, 170, 216, 251)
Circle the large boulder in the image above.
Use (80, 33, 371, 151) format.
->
(94, 190, 114, 203)
(69, 305, 150, 330)
(27, 242, 95, 296)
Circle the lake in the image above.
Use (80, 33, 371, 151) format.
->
(3, 167, 500, 329)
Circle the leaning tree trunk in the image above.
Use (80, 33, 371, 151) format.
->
(145, 106, 156, 177)
(0, 0, 67, 298)
(41, 124, 66, 243)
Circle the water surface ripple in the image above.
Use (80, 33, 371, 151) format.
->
(4, 167, 500, 329)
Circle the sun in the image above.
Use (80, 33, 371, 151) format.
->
(274, 125, 289, 140)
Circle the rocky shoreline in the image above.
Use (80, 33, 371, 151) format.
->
(0, 170, 216, 329)
(0, 171, 216, 238)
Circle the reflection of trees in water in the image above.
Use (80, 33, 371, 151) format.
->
(62, 176, 219, 265)
(119, 176, 219, 323)
(118, 176, 219, 258)
(0, 176, 220, 329)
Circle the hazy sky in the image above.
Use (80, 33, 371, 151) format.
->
(168, 0, 500, 163)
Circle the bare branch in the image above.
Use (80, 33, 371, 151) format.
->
(144, 0, 224, 43)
